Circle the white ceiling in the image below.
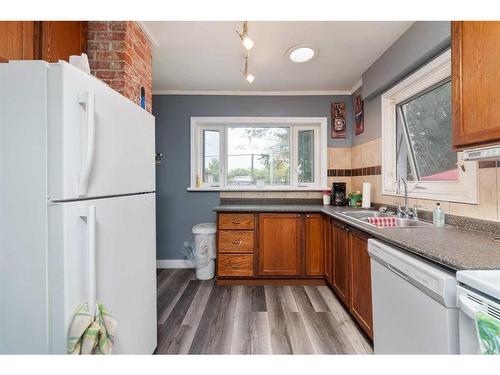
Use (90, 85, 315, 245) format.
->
(142, 21, 414, 94)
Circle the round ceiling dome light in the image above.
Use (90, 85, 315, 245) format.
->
(287, 45, 316, 63)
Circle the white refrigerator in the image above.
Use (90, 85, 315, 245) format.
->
(0, 61, 157, 354)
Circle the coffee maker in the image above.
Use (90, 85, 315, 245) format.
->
(331, 182, 348, 206)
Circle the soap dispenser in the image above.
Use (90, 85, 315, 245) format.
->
(433, 203, 445, 227)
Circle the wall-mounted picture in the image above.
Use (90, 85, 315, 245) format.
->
(331, 102, 346, 138)
(355, 95, 364, 135)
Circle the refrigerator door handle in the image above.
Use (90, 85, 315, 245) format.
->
(77, 92, 96, 197)
(80, 205, 97, 315)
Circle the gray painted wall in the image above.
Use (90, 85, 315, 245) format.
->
(354, 21, 451, 146)
(362, 21, 451, 101)
(352, 94, 382, 146)
(153, 94, 352, 260)
(351, 86, 381, 146)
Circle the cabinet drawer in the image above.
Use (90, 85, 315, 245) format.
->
(218, 230, 254, 253)
(218, 213, 254, 230)
(218, 254, 254, 277)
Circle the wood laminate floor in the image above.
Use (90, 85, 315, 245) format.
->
(155, 269, 373, 355)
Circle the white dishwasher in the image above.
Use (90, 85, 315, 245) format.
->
(368, 239, 459, 354)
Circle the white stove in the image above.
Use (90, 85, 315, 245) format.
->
(456, 270, 500, 354)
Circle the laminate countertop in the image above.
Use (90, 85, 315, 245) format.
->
(213, 204, 500, 271)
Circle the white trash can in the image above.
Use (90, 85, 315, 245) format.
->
(192, 223, 217, 280)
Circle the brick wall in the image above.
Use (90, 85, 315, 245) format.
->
(86, 21, 152, 113)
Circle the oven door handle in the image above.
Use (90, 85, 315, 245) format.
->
(458, 294, 482, 319)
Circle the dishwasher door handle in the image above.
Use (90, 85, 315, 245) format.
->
(386, 263, 409, 281)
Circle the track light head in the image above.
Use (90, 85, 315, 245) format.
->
(241, 55, 254, 83)
(236, 21, 254, 50)
(245, 73, 255, 83)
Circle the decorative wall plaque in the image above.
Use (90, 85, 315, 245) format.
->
(331, 102, 346, 139)
(354, 95, 364, 135)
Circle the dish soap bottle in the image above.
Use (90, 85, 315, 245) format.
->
(433, 203, 445, 227)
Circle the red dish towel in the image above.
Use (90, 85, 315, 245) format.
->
(367, 217, 397, 227)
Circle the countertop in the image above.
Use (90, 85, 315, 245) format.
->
(213, 204, 500, 271)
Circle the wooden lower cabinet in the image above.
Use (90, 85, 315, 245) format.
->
(304, 214, 324, 276)
(258, 213, 302, 276)
(327, 219, 373, 339)
(217, 212, 325, 280)
(323, 215, 332, 283)
(348, 229, 373, 339)
(332, 220, 350, 306)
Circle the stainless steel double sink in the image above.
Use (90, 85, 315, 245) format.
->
(339, 210, 434, 228)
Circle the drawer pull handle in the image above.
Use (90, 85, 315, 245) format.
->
(232, 240, 242, 245)
(232, 221, 241, 225)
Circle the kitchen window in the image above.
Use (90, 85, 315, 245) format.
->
(381, 49, 477, 203)
(190, 117, 327, 190)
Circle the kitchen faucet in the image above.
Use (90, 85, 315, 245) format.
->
(396, 178, 418, 219)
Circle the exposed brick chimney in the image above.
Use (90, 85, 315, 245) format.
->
(86, 21, 152, 113)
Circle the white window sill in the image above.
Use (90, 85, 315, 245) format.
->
(187, 186, 324, 192)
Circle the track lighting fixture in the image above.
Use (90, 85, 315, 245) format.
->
(242, 56, 254, 83)
(236, 21, 254, 50)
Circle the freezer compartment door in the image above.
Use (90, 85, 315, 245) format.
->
(48, 193, 157, 354)
(47, 62, 155, 201)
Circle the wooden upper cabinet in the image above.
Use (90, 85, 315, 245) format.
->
(258, 213, 301, 276)
(39, 21, 87, 62)
(304, 214, 324, 276)
(332, 220, 350, 306)
(0, 21, 86, 63)
(452, 21, 500, 149)
(0, 21, 36, 61)
(349, 229, 373, 339)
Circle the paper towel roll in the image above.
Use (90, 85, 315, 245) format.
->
(362, 182, 371, 208)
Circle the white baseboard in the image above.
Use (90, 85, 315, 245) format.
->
(156, 259, 195, 269)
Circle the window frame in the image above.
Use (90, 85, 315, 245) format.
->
(189, 117, 328, 191)
(381, 49, 478, 204)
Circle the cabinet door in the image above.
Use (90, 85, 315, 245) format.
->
(40, 21, 87, 62)
(349, 229, 373, 339)
(332, 220, 350, 306)
(305, 214, 324, 276)
(323, 215, 332, 283)
(258, 213, 301, 276)
(452, 21, 500, 149)
(0, 21, 36, 61)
